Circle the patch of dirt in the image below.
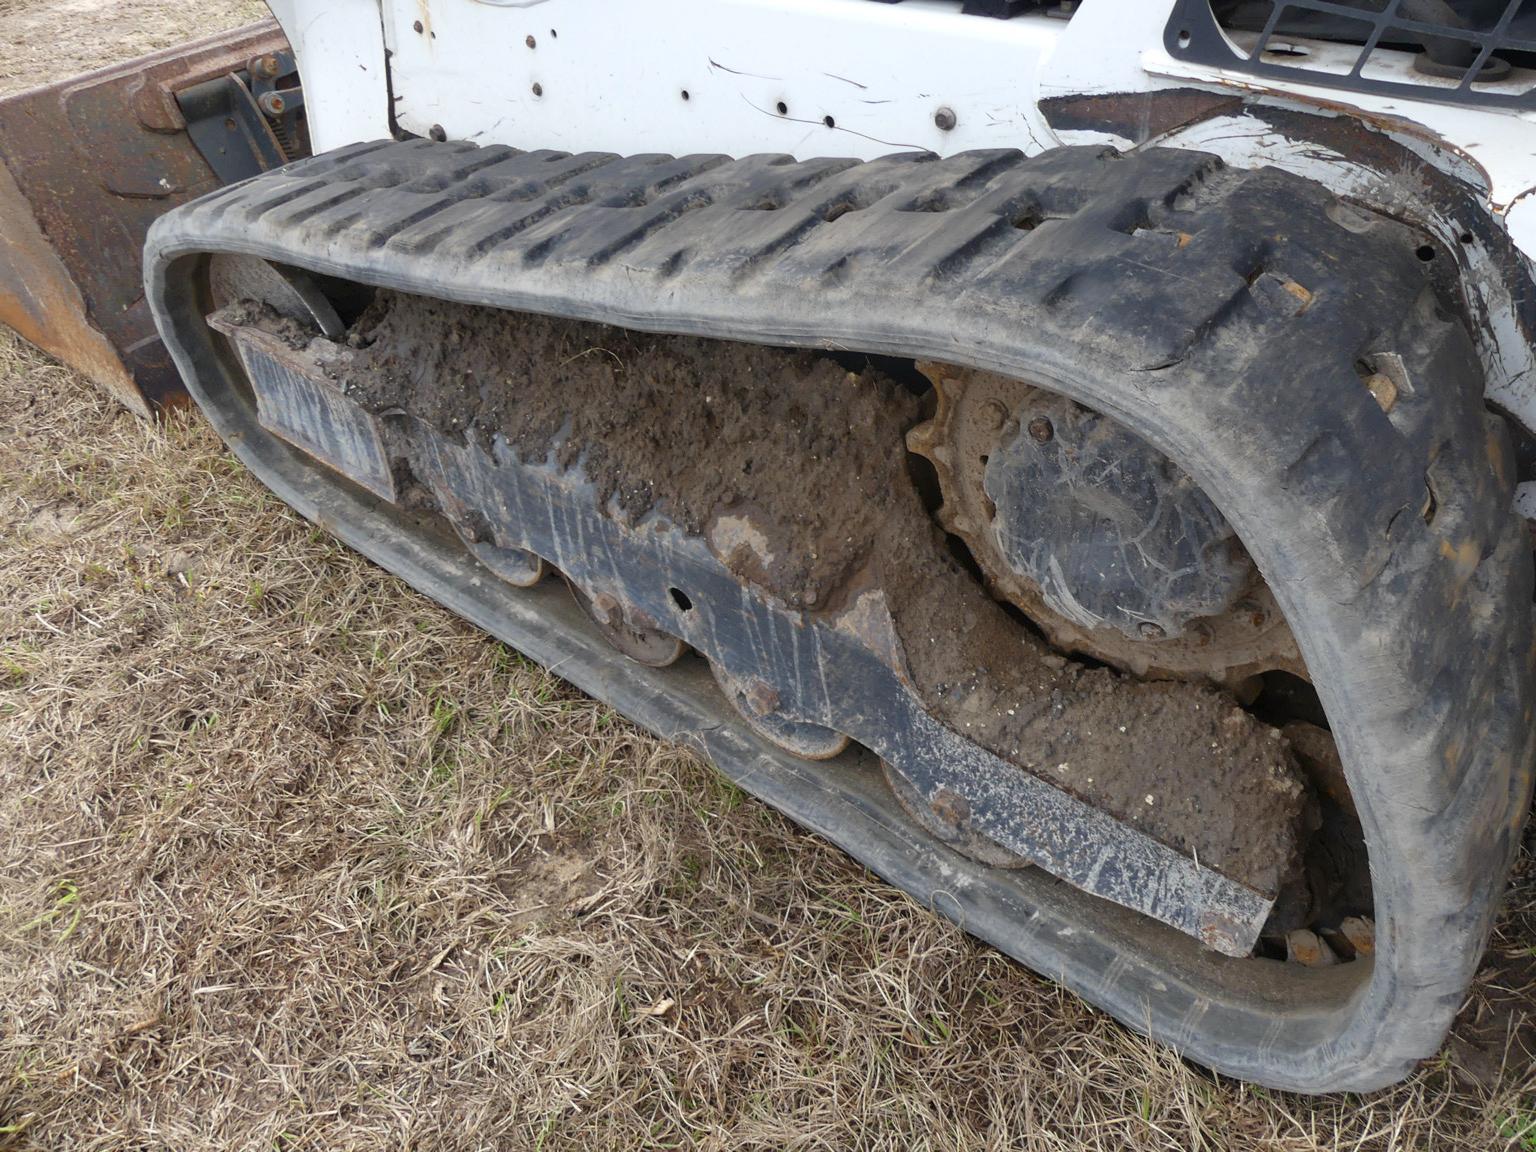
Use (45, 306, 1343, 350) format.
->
(490, 840, 600, 922)
(339, 291, 919, 611)
(323, 290, 1308, 899)
(0, 0, 270, 98)
(877, 489, 1309, 900)
(1448, 925, 1536, 1091)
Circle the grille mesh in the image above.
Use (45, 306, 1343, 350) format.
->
(1166, 0, 1536, 108)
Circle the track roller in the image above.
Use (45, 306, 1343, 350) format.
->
(567, 579, 686, 667)
(710, 662, 849, 762)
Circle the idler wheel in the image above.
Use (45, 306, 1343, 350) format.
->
(568, 580, 686, 667)
(710, 662, 849, 761)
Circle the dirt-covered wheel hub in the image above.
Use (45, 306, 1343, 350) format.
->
(567, 579, 686, 668)
(711, 662, 850, 761)
(984, 390, 1248, 640)
(908, 363, 1306, 684)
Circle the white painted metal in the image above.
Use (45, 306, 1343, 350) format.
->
(1516, 480, 1536, 521)
(382, 0, 1064, 161)
(1149, 40, 1536, 215)
(373, 0, 1536, 218)
(265, 0, 391, 152)
(296, 0, 1536, 222)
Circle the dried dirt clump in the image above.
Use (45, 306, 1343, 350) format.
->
(876, 492, 1308, 897)
(321, 290, 1307, 895)
(339, 290, 920, 611)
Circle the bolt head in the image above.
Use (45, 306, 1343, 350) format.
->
(1027, 415, 1054, 444)
(934, 106, 958, 132)
(525, 34, 537, 48)
(1137, 621, 1167, 640)
(743, 680, 780, 717)
(930, 786, 970, 830)
(429, 124, 448, 142)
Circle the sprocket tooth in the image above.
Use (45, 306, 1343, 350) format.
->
(927, 500, 976, 540)
(934, 500, 961, 535)
(914, 359, 953, 392)
(905, 420, 937, 457)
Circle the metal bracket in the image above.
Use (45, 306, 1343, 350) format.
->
(177, 49, 306, 184)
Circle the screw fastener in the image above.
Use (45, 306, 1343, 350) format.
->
(743, 680, 780, 717)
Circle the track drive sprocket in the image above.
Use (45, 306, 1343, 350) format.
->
(907, 363, 1305, 685)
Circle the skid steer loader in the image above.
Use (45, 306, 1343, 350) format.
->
(7, 0, 1536, 1094)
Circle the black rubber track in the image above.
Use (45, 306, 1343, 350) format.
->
(144, 138, 1536, 1092)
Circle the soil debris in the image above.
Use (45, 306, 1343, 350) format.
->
(875, 488, 1309, 897)
(337, 291, 919, 610)
(304, 290, 1310, 896)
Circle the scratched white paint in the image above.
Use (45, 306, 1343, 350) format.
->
(380, 0, 1062, 160)
(277, 0, 1536, 217)
(266, 0, 391, 152)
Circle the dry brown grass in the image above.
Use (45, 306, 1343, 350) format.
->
(1, 2, 1535, 1148)
(0, 0, 270, 96)
(5, 329, 1531, 1152)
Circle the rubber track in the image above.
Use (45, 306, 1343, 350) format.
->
(146, 138, 1535, 1091)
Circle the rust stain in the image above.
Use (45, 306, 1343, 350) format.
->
(0, 20, 290, 417)
(1439, 536, 1480, 579)
(1364, 372, 1398, 413)
(1038, 88, 1244, 146)
(1281, 278, 1313, 310)
(0, 157, 150, 417)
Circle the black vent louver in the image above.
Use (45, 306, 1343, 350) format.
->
(1166, 0, 1536, 108)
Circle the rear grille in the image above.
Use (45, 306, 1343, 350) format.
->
(1165, 1, 1536, 109)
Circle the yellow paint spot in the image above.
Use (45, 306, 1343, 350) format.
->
(1439, 537, 1479, 579)
(1282, 279, 1313, 310)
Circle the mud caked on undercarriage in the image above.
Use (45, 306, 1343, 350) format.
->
(139, 133, 1534, 1093)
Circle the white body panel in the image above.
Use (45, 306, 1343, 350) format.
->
(266, 0, 1536, 431)
(265, 0, 391, 152)
(385, 0, 1063, 160)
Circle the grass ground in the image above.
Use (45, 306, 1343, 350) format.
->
(1, 2, 1534, 1148)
